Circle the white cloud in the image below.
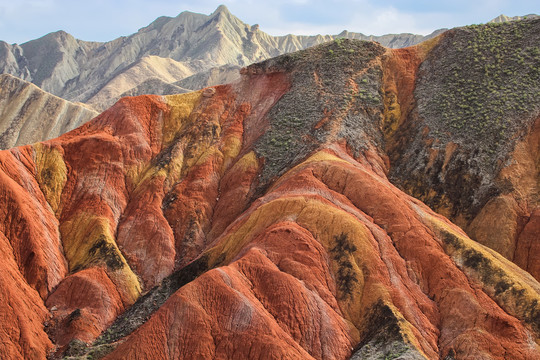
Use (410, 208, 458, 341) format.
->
(0, 0, 537, 43)
(255, 2, 446, 36)
(348, 6, 441, 35)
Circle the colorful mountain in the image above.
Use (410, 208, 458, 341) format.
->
(0, 18, 539, 360)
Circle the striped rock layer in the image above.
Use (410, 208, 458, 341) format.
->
(1, 20, 540, 360)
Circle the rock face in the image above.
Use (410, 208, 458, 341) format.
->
(119, 78, 190, 102)
(0, 21, 540, 360)
(0, 5, 442, 110)
(0, 74, 97, 149)
(388, 19, 540, 282)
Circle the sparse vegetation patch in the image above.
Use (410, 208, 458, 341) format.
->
(418, 19, 540, 157)
(330, 233, 358, 299)
(251, 39, 385, 185)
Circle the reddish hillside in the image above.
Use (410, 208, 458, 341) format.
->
(0, 23, 540, 360)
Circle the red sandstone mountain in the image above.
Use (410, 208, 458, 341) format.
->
(1, 19, 540, 360)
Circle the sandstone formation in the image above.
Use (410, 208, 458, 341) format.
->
(174, 64, 242, 92)
(0, 19, 540, 360)
(0, 74, 97, 149)
(388, 19, 540, 283)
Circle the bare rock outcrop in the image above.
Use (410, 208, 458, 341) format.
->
(0, 74, 97, 149)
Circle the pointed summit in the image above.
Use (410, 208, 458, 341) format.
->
(212, 4, 231, 16)
(490, 14, 512, 23)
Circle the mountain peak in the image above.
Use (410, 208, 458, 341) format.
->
(212, 4, 231, 16)
(40, 30, 73, 42)
(489, 13, 539, 23)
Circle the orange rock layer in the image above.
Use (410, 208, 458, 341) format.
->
(0, 38, 538, 360)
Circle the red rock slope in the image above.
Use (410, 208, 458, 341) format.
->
(387, 19, 540, 283)
(0, 34, 539, 360)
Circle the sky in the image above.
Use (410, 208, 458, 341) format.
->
(0, 0, 538, 44)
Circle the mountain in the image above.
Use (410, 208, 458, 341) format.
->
(490, 14, 540, 23)
(85, 55, 194, 111)
(1, 7, 535, 116)
(118, 64, 241, 102)
(174, 64, 242, 91)
(1, 17, 540, 360)
(389, 19, 540, 281)
(119, 78, 190, 100)
(0, 74, 97, 149)
(0, 5, 442, 112)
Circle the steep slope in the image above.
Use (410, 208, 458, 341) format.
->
(0, 74, 97, 149)
(85, 56, 194, 111)
(490, 14, 539, 23)
(119, 78, 190, 100)
(0, 33, 539, 360)
(0, 42, 30, 79)
(0, 5, 441, 107)
(174, 64, 241, 91)
(387, 18, 540, 281)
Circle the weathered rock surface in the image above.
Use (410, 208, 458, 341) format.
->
(0, 21, 540, 360)
(117, 64, 241, 110)
(388, 18, 540, 283)
(0, 74, 97, 149)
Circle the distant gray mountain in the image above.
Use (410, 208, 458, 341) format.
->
(120, 64, 242, 100)
(490, 14, 539, 23)
(120, 78, 190, 100)
(0, 74, 97, 149)
(0, 5, 443, 111)
(86, 55, 194, 110)
(174, 64, 242, 91)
